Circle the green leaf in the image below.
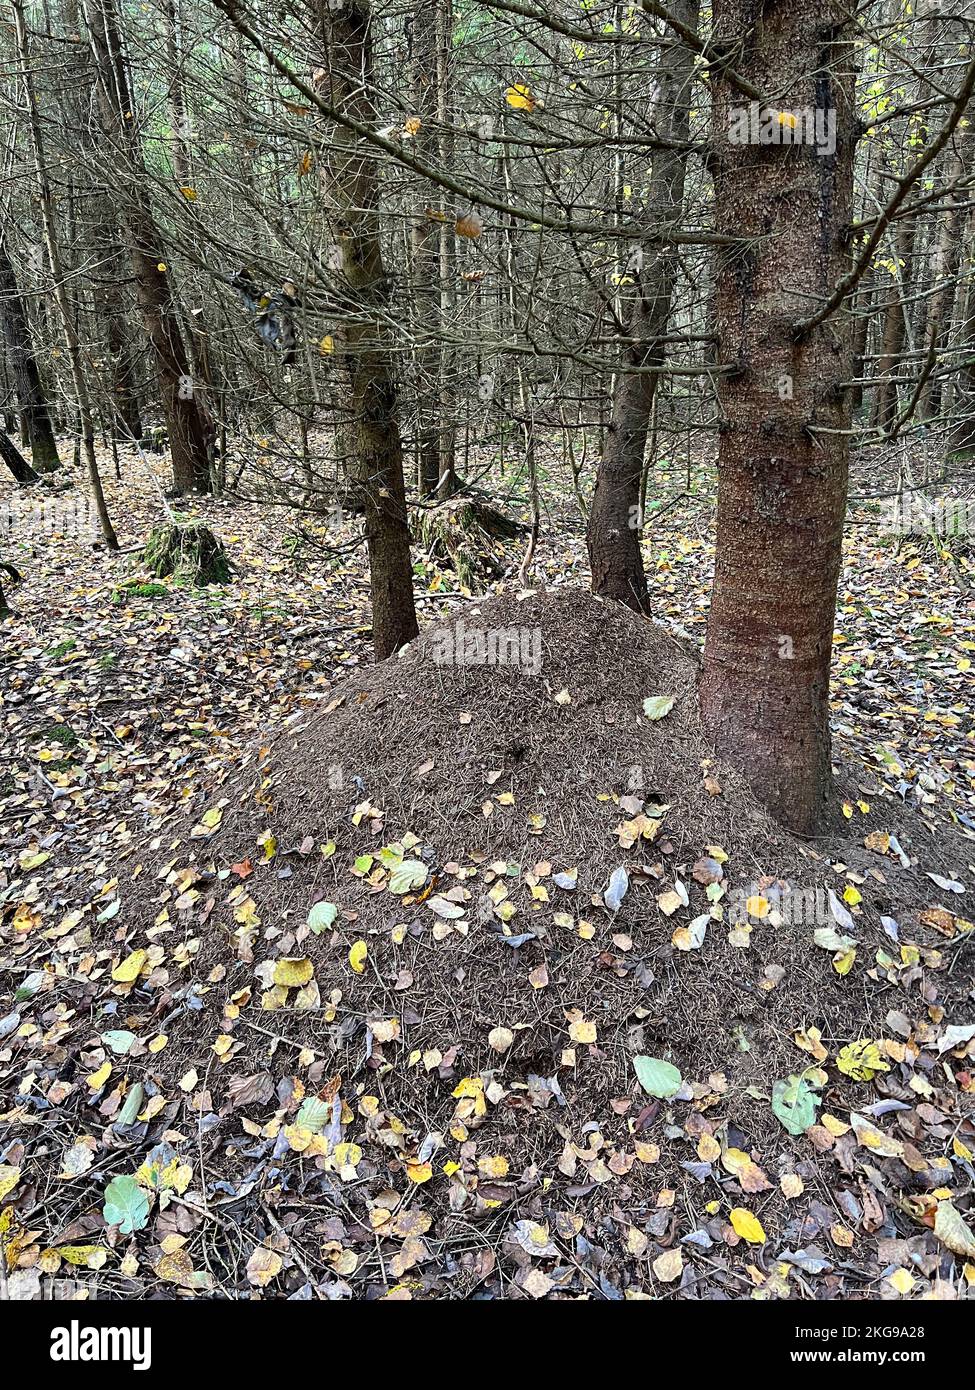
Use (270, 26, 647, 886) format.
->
(307, 901, 338, 933)
(642, 695, 674, 721)
(296, 1096, 332, 1133)
(389, 859, 428, 895)
(116, 1083, 144, 1128)
(102, 1029, 137, 1055)
(102, 1174, 150, 1234)
(633, 1055, 682, 1098)
(772, 1074, 821, 1135)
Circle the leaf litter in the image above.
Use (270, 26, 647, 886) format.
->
(1, 462, 974, 1301)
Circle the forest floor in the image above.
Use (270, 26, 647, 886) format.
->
(1, 437, 974, 1301)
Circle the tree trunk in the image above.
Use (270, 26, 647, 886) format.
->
(870, 214, 918, 431)
(0, 430, 38, 484)
(84, 0, 212, 494)
(699, 0, 856, 835)
(918, 140, 968, 421)
(13, 0, 118, 549)
(409, 3, 444, 498)
(314, 0, 419, 660)
(950, 205, 975, 452)
(586, 0, 698, 612)
(0, 238, 60, 473)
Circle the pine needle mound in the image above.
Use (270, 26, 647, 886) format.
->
(87, 590, 975, 1295)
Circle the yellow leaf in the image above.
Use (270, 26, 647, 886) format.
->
(566, 1010, 596, 1044)
(319, 335, 335, 355)
(87, 1060, 112, 1089)
(833, 944, 856, 975)
(721, 1148, 771, 1193)
(0, 1166, 21, 1202)
(111, 949, 147, 983)
(842, 885, 861, 906)
(273, 957, 313, 987)
(505, 83, 536, 112)
(349, 940, 367, 973)
(406, 1159, 433, 1183)
(179, 185, 197, 200)
(697, 1133, 721, 1163)
(452, 1076, 483, 1099)
(59, 1244, 108, 1268)
(477, 1154, 509, 1178)
(730, 1207, 766, 1245)
(298, 149, 313, 176)
(745, 895, 769, 919)
(889, 1267, 914, 1295)
(157, 263, 167, 272)
(837, 1039, 890, 1081)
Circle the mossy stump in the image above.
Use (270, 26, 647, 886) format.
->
(141, 520, 231, 586)
(414, 497, 524, 592)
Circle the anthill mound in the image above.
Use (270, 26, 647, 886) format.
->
(12, 586, 973, 1299)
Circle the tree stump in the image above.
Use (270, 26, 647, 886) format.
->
(141, 520, 230, 586)
(413, 497, 525, 591)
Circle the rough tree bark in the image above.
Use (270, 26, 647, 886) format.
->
(13, 0, 118, 549)
(0, 237, 61, 473)
(586, 0, 698, 612)
(84, 0, 212, 493)
(62, 0, 144, 442)
(698, 0, 856, 835)
(314, 0, 419, 659)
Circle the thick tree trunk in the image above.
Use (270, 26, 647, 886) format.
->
(315, 0, 419, 660)
(699, 0, 856, 835)
(0, 430, 38, 484)
(0, 238, 60, 473)
(586, 0, 698, 612)
(85, 0, 212, 494)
